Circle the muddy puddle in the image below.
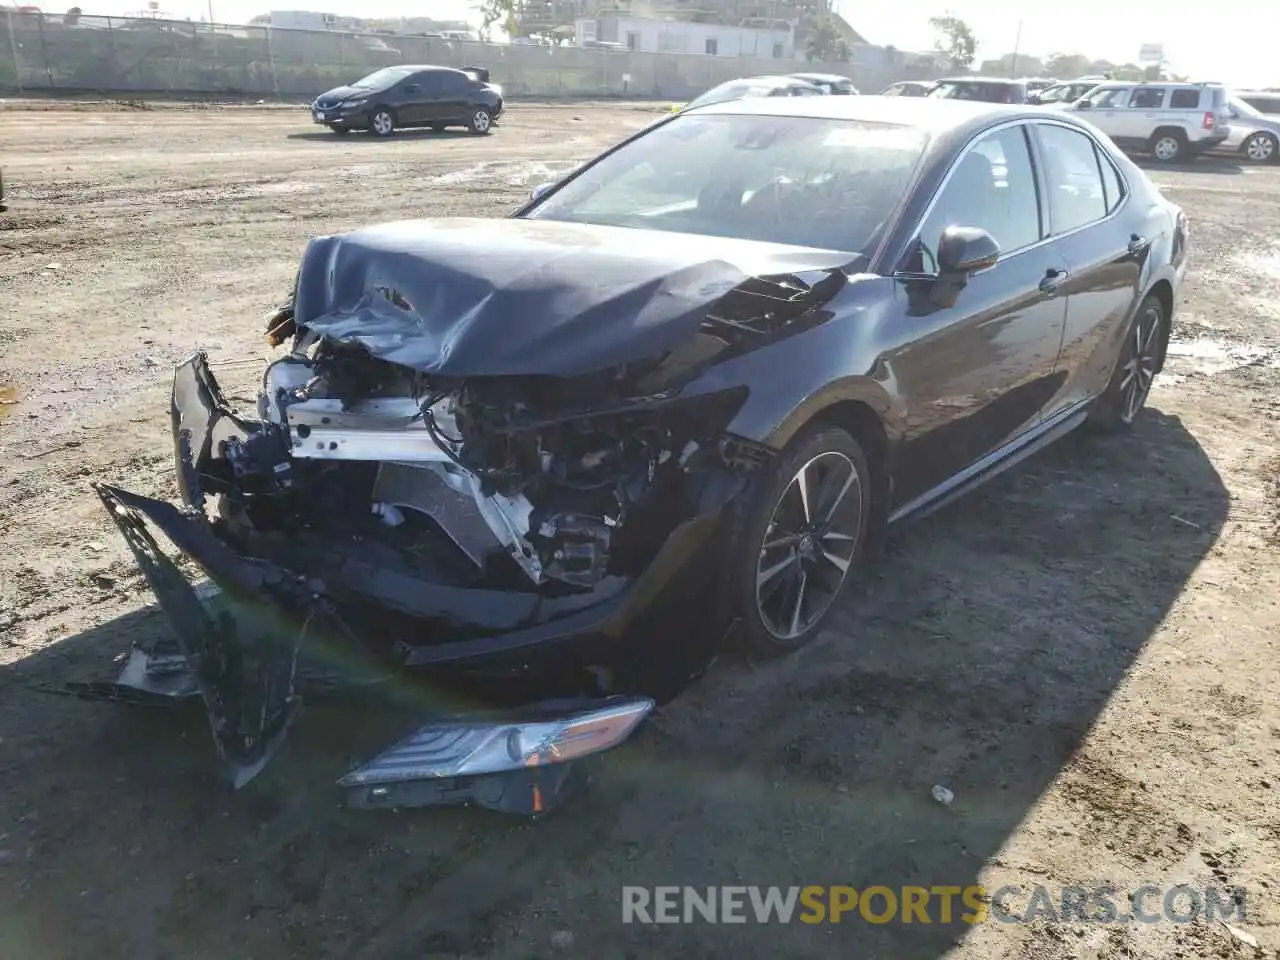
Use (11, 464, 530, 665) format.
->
(1164, 335, 1278, 376)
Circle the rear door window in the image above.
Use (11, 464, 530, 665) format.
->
(1036, 124, 1108, 233)
(1128, 88, 1166, 109)
(1169, 89, 1201, 109)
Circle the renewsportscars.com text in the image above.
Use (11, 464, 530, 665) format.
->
(621, 885, 1247, 925)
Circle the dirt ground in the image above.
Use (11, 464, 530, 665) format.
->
(1, 102, 1278, 960)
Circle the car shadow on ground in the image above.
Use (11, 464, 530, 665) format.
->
(286, 128, 484, 143)
(0, 409, 1228, 959)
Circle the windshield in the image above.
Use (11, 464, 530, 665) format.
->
(351, 66, 414, 89)
(523, 113, 928, 253)
(1231, 97, 1263, 118)
(686, 81, 779, 110)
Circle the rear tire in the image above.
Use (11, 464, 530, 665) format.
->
(1089, 295, 1165, 431)
(1148, 130, 1185, 163)
(721, 424, 870, 658)
(369, 108, 396, 138)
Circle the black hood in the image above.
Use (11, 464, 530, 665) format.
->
(315, 85, 370, 104)
(291, 217, 853, 377)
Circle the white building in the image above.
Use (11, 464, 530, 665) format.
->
(574, 14, 794, 59)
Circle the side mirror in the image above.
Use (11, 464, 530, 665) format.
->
(1074, 99, 1092, 110)
(529, 182, 555, 202)
(929, 226, 1000, 309)
(937, 225, 1000, 274)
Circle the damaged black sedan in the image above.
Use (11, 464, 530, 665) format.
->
(90, 96, 1187, 812)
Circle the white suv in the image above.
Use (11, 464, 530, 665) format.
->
(1064, 81, 1230, 163)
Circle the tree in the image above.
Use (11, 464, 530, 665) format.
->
(1045, 52, 1090, 79)
(474, 0, 517, 40)
(805, 17, 849, 63)
(928, 13, 976, 71)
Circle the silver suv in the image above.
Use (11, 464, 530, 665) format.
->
(1064, 81, 1230, 163)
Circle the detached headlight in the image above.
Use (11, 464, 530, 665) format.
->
(338, 696, 654, 785)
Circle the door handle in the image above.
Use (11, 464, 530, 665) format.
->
(1128, 234, 1150, 255)
(1039, 268, 1068, 297)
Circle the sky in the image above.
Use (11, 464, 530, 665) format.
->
(36, 0, 1280, 89)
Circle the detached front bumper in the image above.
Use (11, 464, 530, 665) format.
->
(87, 482, 659, 813)
(79, 353, 742, 810)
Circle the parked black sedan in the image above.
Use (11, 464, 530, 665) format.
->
(90, 96, 1186, 810)
(311, 64, 503, 137)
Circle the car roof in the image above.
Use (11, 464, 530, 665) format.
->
(691, 92, 1062, 137)
(936, 76, 1025, 85)
(791, 72, 851, 82)
(385, 64, 467, 74)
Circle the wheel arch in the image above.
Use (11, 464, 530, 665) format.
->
(765, 393, 896, 552)
(1143, 277, 1175, 373)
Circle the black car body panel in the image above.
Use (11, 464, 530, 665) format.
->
(311, 64, 503, 132)
(88, 96, 1187, 804)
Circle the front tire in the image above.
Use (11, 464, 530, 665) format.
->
(468, 107, 493, 135)
(724, 425, 870, 657)
(1243, 131, 1278, 164)
(369, 108, 396, 138)
(1090, 295, 1165, 430)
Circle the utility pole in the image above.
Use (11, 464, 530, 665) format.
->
(1010, 19, 1022, 77)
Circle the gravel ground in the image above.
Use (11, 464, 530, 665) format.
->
(1, 102, 1278, 960)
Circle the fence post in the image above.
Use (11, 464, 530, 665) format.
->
(106, 15, 117, 90)
(5, 8, 22, 94)
(36, 12, 53, 88)
(266, 24, 279, 100)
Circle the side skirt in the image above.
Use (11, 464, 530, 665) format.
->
(887, 401, 1092, 526)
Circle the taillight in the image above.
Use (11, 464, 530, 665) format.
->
(1203, 111, 1215, 129)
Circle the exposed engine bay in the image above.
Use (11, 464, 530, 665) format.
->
(210, 326, 764, 598)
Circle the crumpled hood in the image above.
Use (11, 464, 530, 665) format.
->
(292, 217, 852, 377)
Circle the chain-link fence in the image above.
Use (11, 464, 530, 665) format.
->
(0, 10, 943, 100)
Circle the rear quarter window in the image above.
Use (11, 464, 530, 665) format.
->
(1169, 89, 1201, 109)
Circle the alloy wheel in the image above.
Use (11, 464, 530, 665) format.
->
(372, 111, 394, 136)
(1246, 133, 1276, 163)
(472, 109, 491, 133)
(755, 450, 862, 642)
(1119, 304, 1161, 423)
(1152, 136, 1181, 162)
